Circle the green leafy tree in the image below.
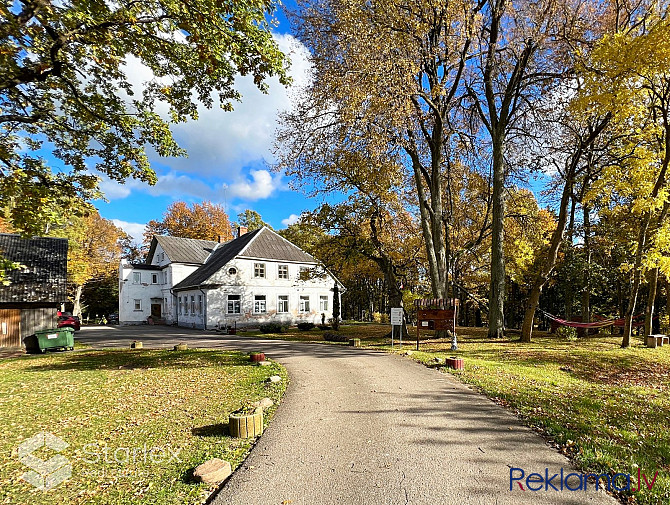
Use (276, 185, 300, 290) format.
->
(0, 0, 288, 235)
(234, 209, 272, 232)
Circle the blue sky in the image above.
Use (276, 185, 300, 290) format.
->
(93, 1, 311, 243)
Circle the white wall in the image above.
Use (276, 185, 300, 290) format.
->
(119, 260, 201, 325)
(118, 262, 163, 324)
(179, 258, 339, 329)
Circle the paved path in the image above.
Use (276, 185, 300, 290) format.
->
(80, 327, 617, 505)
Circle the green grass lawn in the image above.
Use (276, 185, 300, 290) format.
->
(0, 348, 287, 505)
(249, 323, 670, 504)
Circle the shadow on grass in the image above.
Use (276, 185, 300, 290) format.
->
(22, 349, 256, 372)
(192, 423, 229, 437)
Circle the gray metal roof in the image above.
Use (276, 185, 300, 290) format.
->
(172, 229, 261, 290)
(172, 227, 319, 291)
(151, 235, 219, 264)
(239, 227, 316, 263)
(0, 234, 68, 304)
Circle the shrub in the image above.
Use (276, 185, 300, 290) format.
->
(323, 331, 348, 342)
(318, 325, 331, 330)
(373, 312, 389, 324)
(259, 322, 285, 334)
(297, 322, 316, 331)
(557, 326, 578, 341)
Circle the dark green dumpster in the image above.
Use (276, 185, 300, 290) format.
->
(24, 328, 75, 353)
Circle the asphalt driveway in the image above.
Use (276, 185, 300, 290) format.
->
(79, 326, 617, 505)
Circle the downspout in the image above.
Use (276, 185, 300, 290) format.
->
(199, 286, 207, 330)
(169, 288, 177, 326)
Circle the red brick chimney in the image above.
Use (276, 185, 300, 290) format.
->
(237, 226, 248, 238)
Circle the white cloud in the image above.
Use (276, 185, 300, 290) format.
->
(281, 213, 301, 227)
(225, 169, 283, 201)
(102, 33, 311, 204)
(112, 219, 146, 244)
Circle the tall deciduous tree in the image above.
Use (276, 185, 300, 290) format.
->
(576, 14, 670, 347)
(50, 212, 128, 317)
(144, 201, 233, 243)
(282, 0, 485, 308)
(0, 0, 288, 234)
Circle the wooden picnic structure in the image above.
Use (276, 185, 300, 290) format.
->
(414, 298, 458, 350)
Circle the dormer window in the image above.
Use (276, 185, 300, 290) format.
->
(254, 263, 265, 278)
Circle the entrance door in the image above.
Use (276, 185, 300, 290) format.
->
(151, 304, 162, 318)
(0, 309, 21, 347)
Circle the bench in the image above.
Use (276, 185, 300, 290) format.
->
(647, 334, 669, 348)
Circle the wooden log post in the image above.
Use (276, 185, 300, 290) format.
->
(229, 407, 263, 438)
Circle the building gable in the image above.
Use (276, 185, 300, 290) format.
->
(147, 235, 219, 265)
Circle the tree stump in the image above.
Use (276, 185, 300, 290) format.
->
(174, 343, 188, 351)
(349, 338, 361, 347)
(249, 352, 265, 362)
(446, 356, 464, 370)
(229, 407, 263, 438)
(130, 341, 143, 349)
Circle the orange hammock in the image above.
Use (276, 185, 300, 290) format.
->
(539, 309, 647, 328)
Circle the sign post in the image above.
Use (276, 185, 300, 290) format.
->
(390, 308, 403, 349)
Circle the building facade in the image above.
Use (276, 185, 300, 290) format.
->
(0, 234, 68, 347)
(119, 227, 342, 329)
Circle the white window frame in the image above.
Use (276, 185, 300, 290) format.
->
(227, 295, 240, 314)
(178, 296, 182, 315)
(191, 295, 195, 314)
(133, 299, 142, 311)
(254, 263, 266, 278)
(198, 294, 203, 315)
(278, 264, 289, 279)
(151, 273, 158, 284)
(300, 295, 310, 313)
(254, 295, 267, 313)
(132, 272, 141, 284)
(277, 295, 289, 313)
(320, 295, 329, 311)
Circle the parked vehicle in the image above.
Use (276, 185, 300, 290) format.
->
(57, 314, 80, 331)
(107, 313, 119, 325)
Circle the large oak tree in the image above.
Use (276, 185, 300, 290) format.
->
(1, 0, 288, 234)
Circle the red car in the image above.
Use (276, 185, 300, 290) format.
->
(57, 315, 80, 331)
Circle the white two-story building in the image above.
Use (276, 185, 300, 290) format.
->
(119, 227, 343, 329)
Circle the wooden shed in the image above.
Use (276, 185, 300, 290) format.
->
(0, 234, 68, 347)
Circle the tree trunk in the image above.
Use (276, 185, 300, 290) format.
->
(488, 139, 505, 339)
(622, 214, 651, 347)
(73, 284, 83, 318)
(581, 204, 591, 325)
(644, 268, 659, 338)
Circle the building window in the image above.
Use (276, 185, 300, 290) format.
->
(164, 297, 168, 311)
(278, 295, 289, 313)
(191, 295, 195, 314)
(254, 295, 266, 313)
(178, 296, 182, 314)
(254, 263, 265, 278)
(320, 296, 328, 311)
(299, 266, 310, 281)
(278, 264, 289, 279)
(198, 295, 203, 315)
(133, 272, 141, 284)
(300, 295, 310, 313)
(227, 295, 240, 314)
(133, 299, 142, 311)
(151, 273, 158, 284)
